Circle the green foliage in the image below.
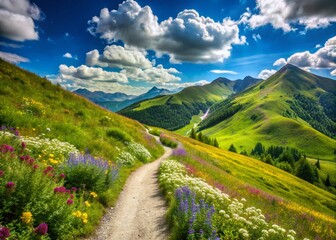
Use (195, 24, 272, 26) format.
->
(315, 159, 321, 169)
(296, 159, 318, 183)
(62, 153, 118, 194)
(198, 100, 242, 131)
(228, 144, 237, 153)
(148, 129, 161, 137)
(319, 92, 336, 122)
(288, 94, 336, 138)
(190, 128, 197, 139)
(106, 128, 132, 142)
(325, 174, 331, 187)
(159, 135, 178, 148)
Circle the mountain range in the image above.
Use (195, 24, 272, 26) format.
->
(74, 86, 174, 112)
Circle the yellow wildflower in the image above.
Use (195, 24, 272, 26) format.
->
(21, 211, 33, 224)
(84, 201, 91, 207)
(49, 154, 54, 158)
(90, 192, 98, 198)
(72, 211, 82, 218)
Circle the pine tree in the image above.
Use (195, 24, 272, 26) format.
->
(325, 173, 331, 187)
(190, 128, 196, 139)
(315, 159, 321, 169)
(197, 132, 203, 142)
(229, 144, 237, 153)
(296, 159, 316, 183)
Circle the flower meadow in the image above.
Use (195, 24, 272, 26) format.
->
(0, 127, 127, 239)
(159, 159, 302, 240)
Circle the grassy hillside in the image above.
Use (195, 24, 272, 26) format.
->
(0, 59, 164, 238)
(200, 64, 336, 160)
(157, 128, 336, 239)
(119, 77, 261, 130)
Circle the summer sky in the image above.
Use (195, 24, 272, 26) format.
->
(0, 0, 335, 94)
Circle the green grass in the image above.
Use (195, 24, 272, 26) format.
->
(0, 59, 164, 237)
(163, 130, 336, 239)
(173, 111, 203, 136)
(201, 65, 336, 160)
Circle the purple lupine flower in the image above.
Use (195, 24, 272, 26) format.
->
(0, 227, 10, 239)
(172, 148, 187, 156)
(34, 223, 48, 235)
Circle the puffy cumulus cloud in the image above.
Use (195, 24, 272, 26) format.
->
(273, 35, 336, 75)
(258, 69, 276, 79)
(244, 0, 336, 32)
(0, 51, 29, 63)
(331, 69, 336, 76)
(121, 64, 181, 84)
(0, 0, 42, 41)
(86, 45, 152, 69)
(210, 69, 238, 74)
(59, 64, 128, 83)
(88, 0, 245, 63)
(273, 58, 287, 67)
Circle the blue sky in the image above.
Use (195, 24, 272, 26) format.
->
(0, 0, 335, 95)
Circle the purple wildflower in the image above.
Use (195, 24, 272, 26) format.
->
(0, 145, 14, 153)
(5, 182, 15, 189)
(172, 148, 187, 156)
(66, 199, 74, 205)
(34, 223, 48, 235)
(21, 142, 26, 149)
(59, 173, 66, 179)
(0, 227, 10, 239)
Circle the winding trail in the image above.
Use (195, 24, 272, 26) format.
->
(85, 136, 171, 240)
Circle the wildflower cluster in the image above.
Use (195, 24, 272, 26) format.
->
(159, 159, 300, 240)
(116, 151, 135, 167)
(22, 97, 46, 116)
(63, 153, 119, 193)
(72, 211, 89, 224)
(127, 141, 151, 163)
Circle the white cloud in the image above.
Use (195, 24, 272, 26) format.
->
(258, 69, 276, 79)
(0, 0, 42, 41)
(273, 58, 287, 67)
(121, 64, 181, 84)
(0, 51, 29, 63)
(159, 80, 210, 89)
(315, 44, 322, 48)
(88, 0, 245, 63)
(210, 69, 238, 74)
(252, 33, 261, 42)
(0, 41, 23, 48)
(273, 35, 336, 75)
(331, 69, 336, 76)
(244, 0, 336, 32)
(59, 64, 128, 83)
(86, 45, 152, 69)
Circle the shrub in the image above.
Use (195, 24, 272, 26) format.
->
(159, 134, 178, 148)
(149, 129, 161, 136)
(106, 128, 132, 142)
(62, 153, 119, 194)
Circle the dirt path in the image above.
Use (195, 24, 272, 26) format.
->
(85, 140, 171, 240)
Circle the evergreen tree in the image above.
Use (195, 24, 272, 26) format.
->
(190, 128, 197, 139)
(265, 154, 273, 165)
(315, 159, 321, 169)
(296, 159, 316, 183)
(229, 144, 237, 153)
(325, 173, 331, 187)
(197, 132, 203, 142)
(251, 142, 264, 156)
(214, 138, 219, 148)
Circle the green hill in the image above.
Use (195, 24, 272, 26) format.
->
(119, 76, 261, 130)
(199, 64, 336, 160)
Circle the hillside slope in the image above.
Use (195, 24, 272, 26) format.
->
(119, 76, 261, 130)
(199, 64, 336, 160)
(0, 59, 163, 160)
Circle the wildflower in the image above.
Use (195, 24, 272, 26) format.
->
(84, 201, 91, 207)
(33, 164, 39, 169)
(66, 199, 74, 205)
(5, 182, 15, 189)
(46, 128, 50, 132)
(71, 187, 77, 192)
(0, 170, 4, 177)
(72, 211, 81, 217)
(43, 166, 53, 175)
(0, 144, 14, 153)
(90, 192, 98, 198)
(34, 223, 48, 235)
(0, 227, 10, 239)
(59, 173, 66, 179)
(21, 142, 26, 149)
(49, 153, 54, 158)
(21, 212, 33, 224)
(70, 194, 74, 199)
